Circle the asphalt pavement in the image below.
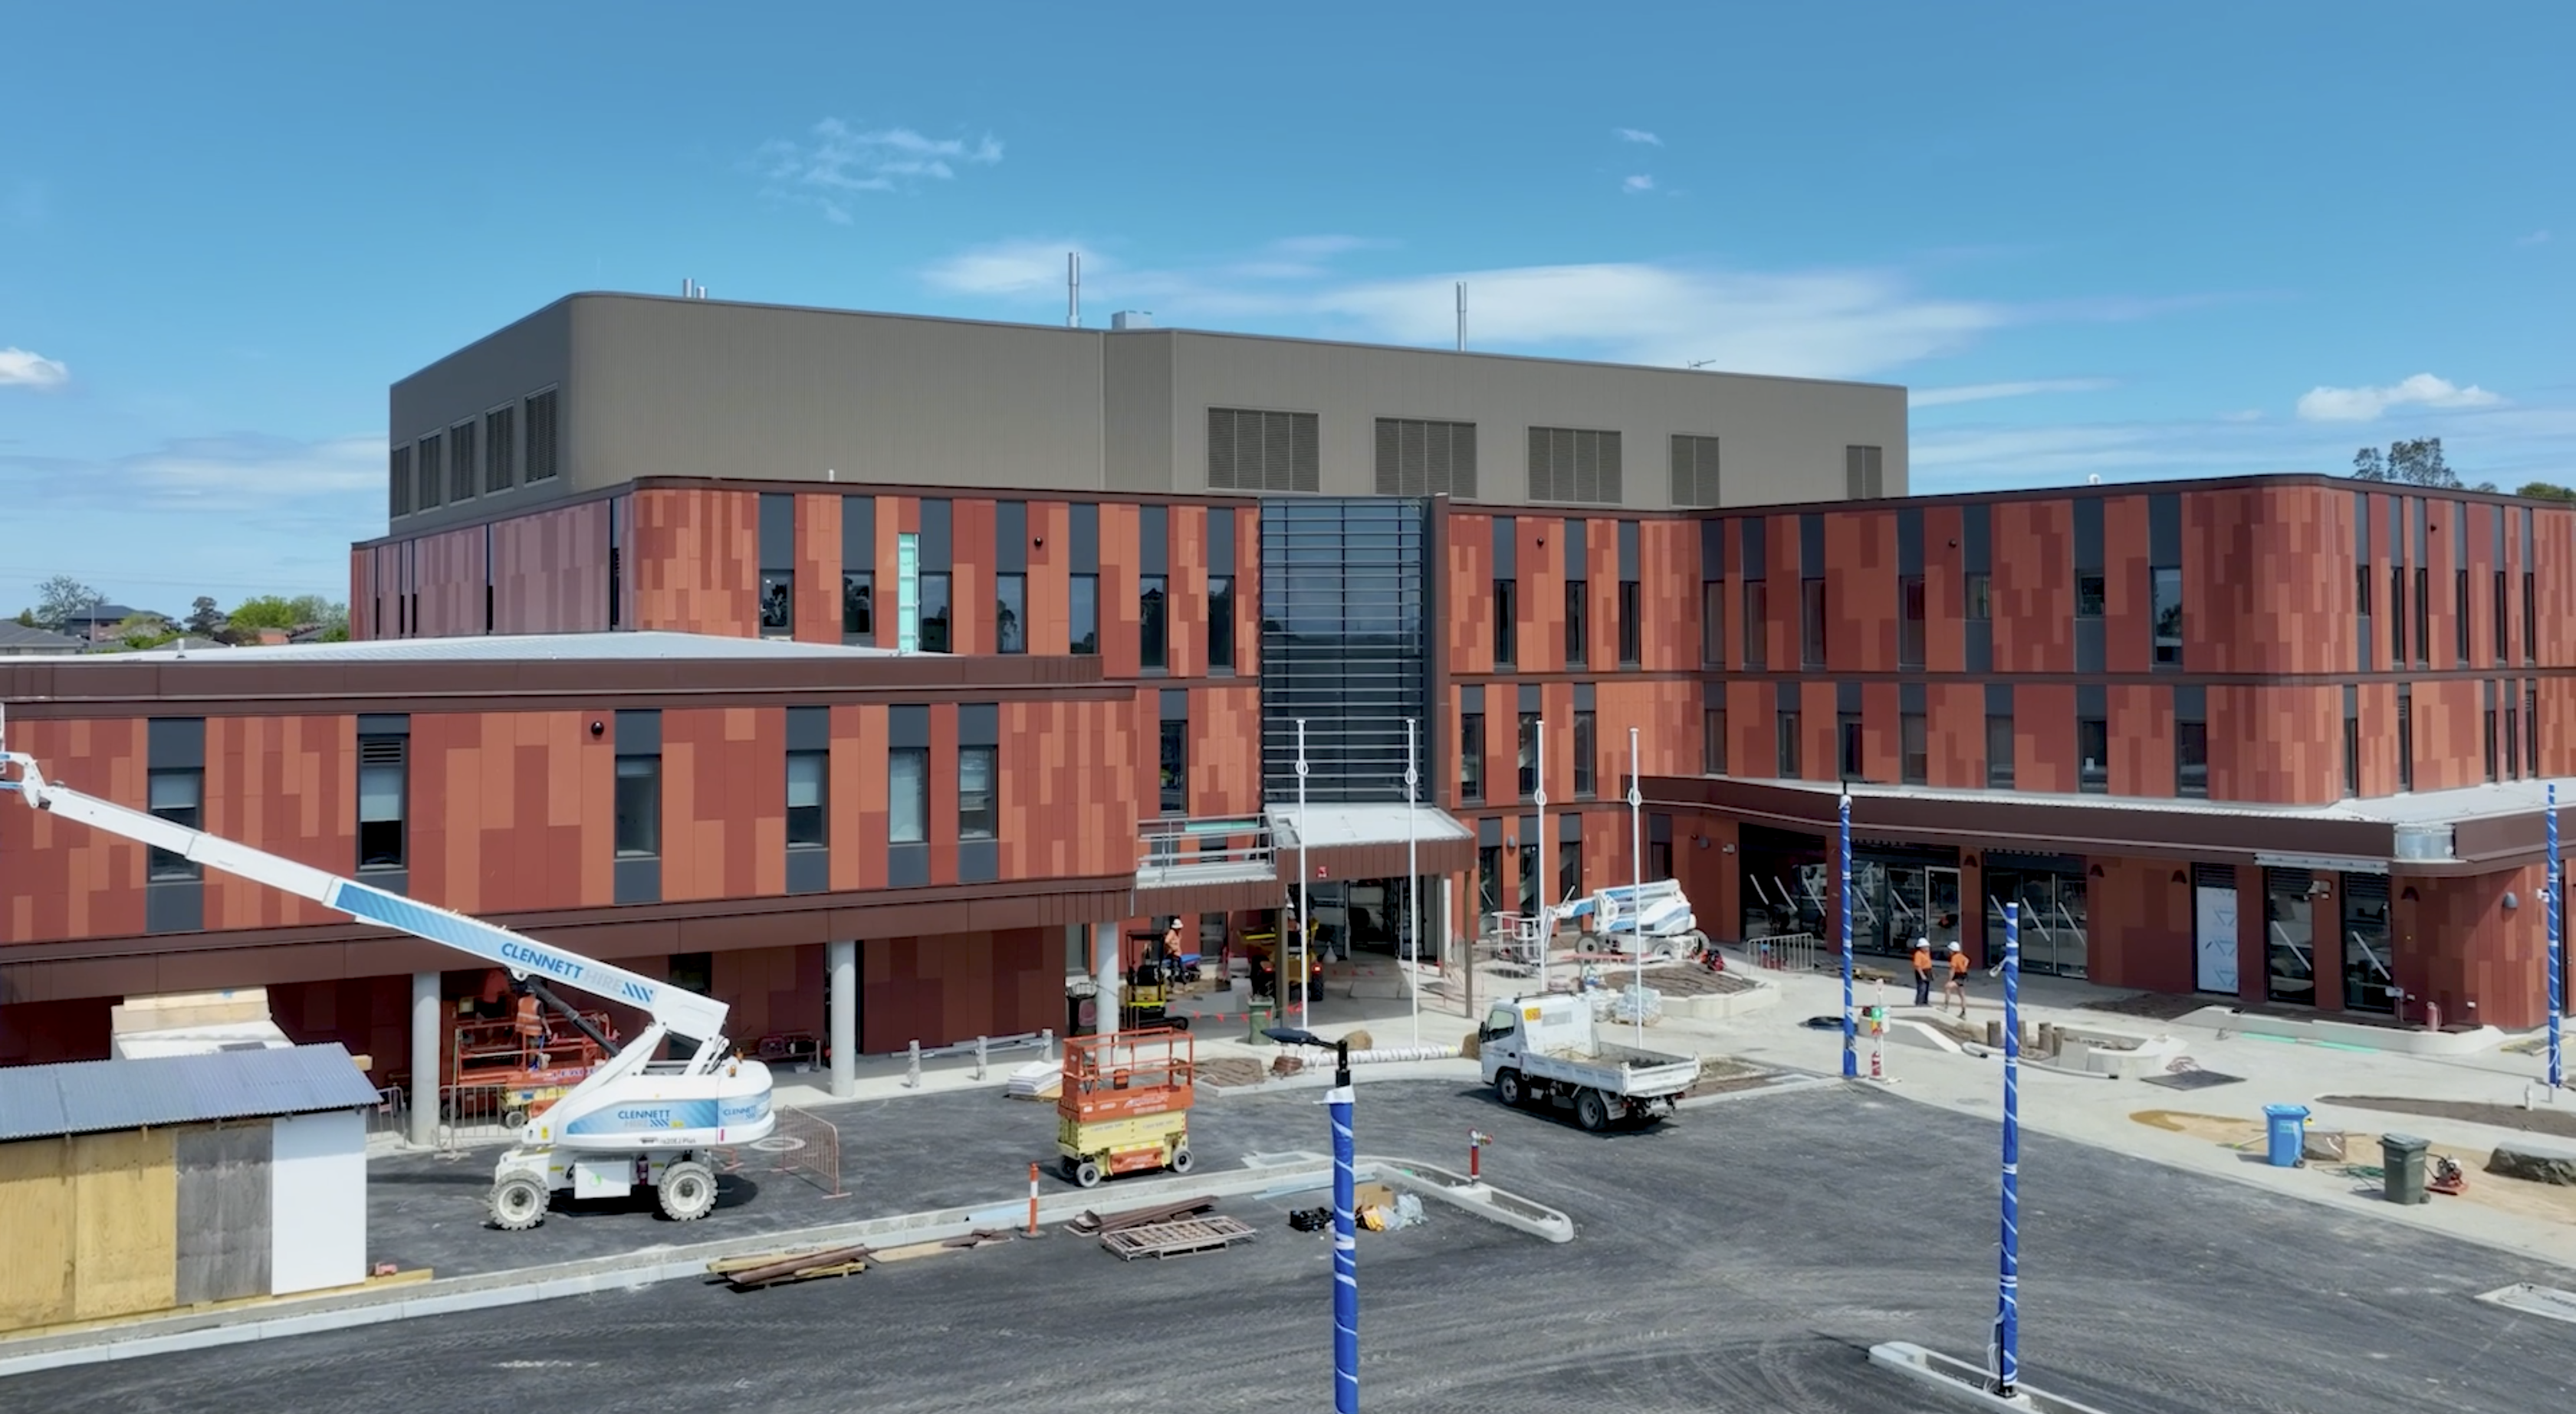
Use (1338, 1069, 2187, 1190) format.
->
(19, 1080, 2576, 1413)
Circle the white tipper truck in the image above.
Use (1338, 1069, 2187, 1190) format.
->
(1476, 993, 1699, 1131)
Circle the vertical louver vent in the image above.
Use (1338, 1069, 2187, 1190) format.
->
(1208, 408, 1320, 492)
(1670, 434, 1722, 507)
(1374, 418, 1477, 497)
(1526, 426, 1622, 504)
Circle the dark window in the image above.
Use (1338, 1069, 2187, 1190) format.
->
(787, 750, 827, 848)
(1838, 711, 1862, 780)
(2397, 685, 2415, 791)
(2176, 720, 2208, 799)
(1649, 837, 1673, 882)
(2391, 566, 2406, 662)
(961, 745, 998, 840)
(357, 737, 406, 870)
(1518, 838, 1540, 917)
(484, 405, 516, 493)
(1986, 713, 2014, 790)
(524, 389, 558, 481)
(2075, 572, 2105, 618)
(842, 572, 874, 639)
(2505, 689, 2520, 779)
(1139, 574, 1168, 670)
(1208, 407, 1320, 492)
(2456, 568, 2471, 664)
(2530, 682, 2542, 779)
(1208, 575, 1235, 671)
(1158, 718, 1187, 814)
(2525, 572, 2538, 661)
(1478, 844, 1503, 918)
(449, 420, 478, 501)
(146, 769, 203, 881)
(1741, 582, 1768, 670)
(2357, 567, 2371, 616)
(889, 747, 928, 845)
(1559, 820, 1582, 904)
(1460, 712, 1486, 803)
(1493, 579, 1517, 667)
(918, 572, 951, 655)
(1565, 579, 1587, 666)
(995, 572, 1026, 654)
(2343, 695, 2361, 799)
(1704, 704, 1727, 776)
(2343, 878, 2395, 1014)
(1618, 580, 1641, 665)
(1965, 572, 1991, 622)
(1901, 712, 1927, 786)
(389, 445, 412, 517)
(2495, 570, 2509, 663)
(1573, 710, 1596, 799)
(1776, 705, 1802, 778)
(2484, 686, 2499, 782)
(614, 756, 660, 857)
(1700, 580, 1724, 666)
(760, 571, 794, 638)
(1517, 712, 1540, 797)
(2078, 717, 2108, 793)
(1899, 576, 1925, 669)
(2413, 566, 2429, 667)
(1070, 574, 1099, 655)
(415, 431, 442, 510)
(2151, 567, 2183, 667)
(1799, 578, 1826, 668)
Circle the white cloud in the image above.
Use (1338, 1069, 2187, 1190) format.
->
(757, 119, 1003, 223)
(1615, 128, 1662, 146)
(2517, 229, 2551, 248)
(1908, 378, 2114, 408)
(3, 432, 387, 504)
(1622, 174, 1655, 194)
(0, 346, 69, 389)
(2295, 372, 2502, 423)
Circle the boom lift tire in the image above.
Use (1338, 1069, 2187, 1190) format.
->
(491, 1172, 550, 1231)
(658, 1160, 718, 1222)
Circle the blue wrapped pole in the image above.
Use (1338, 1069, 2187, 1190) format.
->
(1840, 789, 1856, 1078)
(2550, 783, 2562, 1092)
(1330, 1079, 1359, 1412)
(1993, 901, 2021, 1396)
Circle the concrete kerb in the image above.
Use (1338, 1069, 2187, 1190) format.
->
(1867, 1341, 2115, 1413)
(0, 1151, 1571, 1380)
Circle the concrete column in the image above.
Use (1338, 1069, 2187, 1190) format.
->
(827, 939, 857, 1099)
(1092, 920, 1122, 1040)
(409, 970, 439, 1149)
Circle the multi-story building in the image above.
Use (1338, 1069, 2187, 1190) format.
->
(5, 290, 2569, 1104)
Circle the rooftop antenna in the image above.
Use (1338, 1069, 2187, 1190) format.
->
(1068, 252, 1081, 329)
(1455, 282, 1467, 352)
(1687, 359, 1720, 369)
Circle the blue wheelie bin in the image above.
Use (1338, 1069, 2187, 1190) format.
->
(2263, 1104, 2311, 1168)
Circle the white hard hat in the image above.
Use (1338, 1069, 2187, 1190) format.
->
(1948, 941, 1963, 953)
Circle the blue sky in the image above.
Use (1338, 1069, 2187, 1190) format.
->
(4, 2, 2571, 617)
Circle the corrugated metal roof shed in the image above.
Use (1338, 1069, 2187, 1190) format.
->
(0, 1043, 381, 1143)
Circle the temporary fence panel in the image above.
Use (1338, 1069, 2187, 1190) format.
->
(761, 1106, 847, 1199)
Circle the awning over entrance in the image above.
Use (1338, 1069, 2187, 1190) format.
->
(1267, 803, 1477, 883)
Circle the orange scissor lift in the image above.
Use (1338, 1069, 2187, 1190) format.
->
(1056, 1028, 1196, 1189)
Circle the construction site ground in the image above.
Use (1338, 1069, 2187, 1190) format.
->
(15, 1076, 2571, 1413)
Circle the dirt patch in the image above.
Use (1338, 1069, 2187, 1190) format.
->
(1635, 966, 1757, 999)
(2317, 1095, 2576, 1144)
(1684, 1055, 1783, 1099)
(2127, 1109, 2576, 1228)
(2082, 992, 2211, 1022)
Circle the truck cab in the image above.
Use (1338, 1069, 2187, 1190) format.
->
(1478, 996, 1584, 1078)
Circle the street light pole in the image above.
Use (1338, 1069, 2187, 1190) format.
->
(1628, 726, 1644, 1049)
(1297, 717, 1311, 1030)
(1406, 717, 1421, 1050)
(1840, 786, 1857, 1079)
(1265, 1024, 1359, 1412)
(1992, 901, 2022, 1398)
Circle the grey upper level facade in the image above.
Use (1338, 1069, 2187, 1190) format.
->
(386, 292, 1909, 533)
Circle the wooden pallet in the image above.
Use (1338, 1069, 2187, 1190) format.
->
(1100, 1215, 1257, 1261)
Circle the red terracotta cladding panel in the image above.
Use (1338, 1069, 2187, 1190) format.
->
(1922, 504, 1966, 674)
(2106, 684, 2175, 798)
(1192, 686, 1263, 818)
(491, 500, 611, 635)
(2187, 484, 2348, 676)
(1169, 504, 1206, 679)
(1824, 509, 1896, 674)
(1723, 681, 1767, 779)
(349, 550, 376, 640)
(951, 497, 994, 657)
(1992, 497, 2073, 674)
(794, 494, 843, 643)
(1447, 513, 1493, 677)
(2400, 865, 2548, 1029)
(2014, 684, 2077, 794)
(634, 487, 758, 636)
(2355, 683, 2399, 798)
(2090, 858, 2196, 996)
(828, 704, 880, 893)
(1766, 517, 1799, 676)
(408, 526, 485, 638)
(2208, 685, 2338, 805)
(1232, 504, 1262, 678)
(1799, 681, 1835, 786)
(2542, 507, 2576, 665)
(2102, 495, 2153, 674)
(2422, 495, 2459, 672)
(1597, 680, 1697, 779)
(1641, 520, 1696, 671)
(203, 716, 349, 933)
(1926, 682, 1982, 789)
(1859, 681, 1901, 785)
(0, 718, 148, 944)
(662, 707, 783, 904)
(1521, 517, 1562, 674)
(408, 710, 613, 915)
(1026, 500, 1070, 656)
(1000, 697, 1140, 881)
(1099, 501, 1141, 679)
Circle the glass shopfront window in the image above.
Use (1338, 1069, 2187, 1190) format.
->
(2265, 868, 2317, 1006)
(1984, 861, 2089, 978)
(2341, 876, 2394, 1013)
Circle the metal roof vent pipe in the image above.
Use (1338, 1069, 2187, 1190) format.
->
(1111, 311, 1153, 331)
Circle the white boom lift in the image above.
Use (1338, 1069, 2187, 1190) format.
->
(0, 722, 774, 1232)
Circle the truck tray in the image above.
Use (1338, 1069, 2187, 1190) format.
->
(1100, 1215, 1257, 1261)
